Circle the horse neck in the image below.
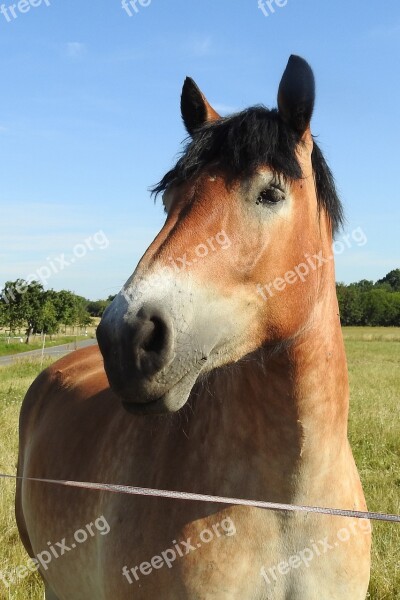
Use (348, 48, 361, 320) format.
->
(190, 274, 349, 496)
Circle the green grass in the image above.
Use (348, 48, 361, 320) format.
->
(0, 328, 399, 599)
(0, 336, 90, 357)
(0, 360, 54, 599)
(345, 329, 400, 599)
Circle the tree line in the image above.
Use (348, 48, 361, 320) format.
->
(0, 280, 100, 343)
(336, 269, 400, 326)
(1, 270, 399, 343)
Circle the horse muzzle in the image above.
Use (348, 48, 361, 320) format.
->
(96, 293, 211, 415)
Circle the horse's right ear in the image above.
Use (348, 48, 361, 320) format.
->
(181, 77, 221, 136)
(277, 55, 315, 138)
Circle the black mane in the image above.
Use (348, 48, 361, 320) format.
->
(152, 106, 344, 233)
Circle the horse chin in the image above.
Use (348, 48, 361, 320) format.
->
(121, 392, 187, 416)
(119, 364, 204, 416)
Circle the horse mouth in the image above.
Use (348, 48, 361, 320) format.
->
(118, 360, 207, 416)
(122, 397, 163, 416)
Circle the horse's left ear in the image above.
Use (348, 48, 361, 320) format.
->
(181, 77, 221, 136)
(278, 55, 315, 138)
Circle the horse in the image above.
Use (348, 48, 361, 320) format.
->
(16, 55, 371, 599)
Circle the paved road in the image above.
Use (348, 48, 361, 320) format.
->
(0, 338, 98, 367)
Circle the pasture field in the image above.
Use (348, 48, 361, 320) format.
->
(0, 336, 90, 357)
(0, 327, 399, 599)
(0, 321, 100, 357)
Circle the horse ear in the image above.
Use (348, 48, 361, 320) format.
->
(277, 55, 315, 138)
(181, 77, 221, 135)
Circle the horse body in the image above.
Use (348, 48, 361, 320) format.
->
(17, 332, 369, 599)
(16, 56, 371, 599)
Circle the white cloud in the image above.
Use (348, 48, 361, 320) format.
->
(187, 36, 212, 57)
(65, 42, 86, 58)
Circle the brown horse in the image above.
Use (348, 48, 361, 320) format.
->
(16, 56, 371, 599)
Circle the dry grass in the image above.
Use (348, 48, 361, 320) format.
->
(345, 329, 400, 599)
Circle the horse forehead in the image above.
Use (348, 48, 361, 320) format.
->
(197, 174, 233, 198)
(165, 175, 232, 212)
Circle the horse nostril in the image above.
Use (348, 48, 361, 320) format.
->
(132, 305, 174, 377)
(141, 316, 167, 354)
(97, 300, 174, 386)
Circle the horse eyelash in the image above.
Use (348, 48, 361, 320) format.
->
(255, 186, 285, 206)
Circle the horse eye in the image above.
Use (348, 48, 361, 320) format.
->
(255, 188, 283, 206)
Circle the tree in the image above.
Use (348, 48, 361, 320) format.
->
(0, 280, 31, 336)
(360, 289, 398, 326)
(390, 293, 400, 326)
(0, 280, 49, 342)
(336, 284, 364, 325)
(53, 290, 77, 330)
(72, 295, 93, 328)
(376, 269, 400, 292)
(38, 291, 60, 336)
(23, 281, 46, 343)
(352, 279, 374, 291)
(87, 300, 109, 317)
(51, 291, 92, 331)
(0, 299, 7, 328)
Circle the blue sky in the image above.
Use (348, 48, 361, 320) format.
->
(0, 0, 399, 299)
